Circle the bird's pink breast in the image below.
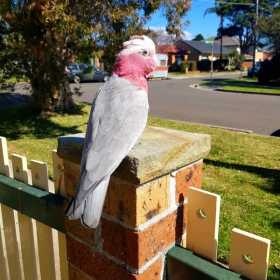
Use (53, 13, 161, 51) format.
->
(112, 53, 156, 92)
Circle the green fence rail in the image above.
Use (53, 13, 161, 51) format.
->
(167, 246, 243, 280)
(0, 174, 66, 233)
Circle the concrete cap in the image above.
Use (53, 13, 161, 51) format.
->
(57, 126, 211, 184)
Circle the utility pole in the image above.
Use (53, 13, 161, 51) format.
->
(211, 41, 214, 81)
(206, 38, 215, 81)
(252, 0, 259, 71)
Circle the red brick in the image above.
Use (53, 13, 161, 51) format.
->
(67, 236, 129, 279)
(176, 161, 203, 203)
(67, 236, 164, 280)
(102, 208, 186, 269)
(131, 257, 163, 280)
(65, 219, 95, 247)
(69, 263, 94, 280)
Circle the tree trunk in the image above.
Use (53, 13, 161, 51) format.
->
(56, 79, 76, 112)
(31, 74, 75, 114)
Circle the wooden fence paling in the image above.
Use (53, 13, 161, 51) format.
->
(1, 205, 22, 280)
(229, 228, 271, 280)
(0, 138, 22, 280)
(52, 151, 69, 280)
(30, 160, 57, 280)
(0, 137, 11, 280)
(0, 137, 68, 280)
(0, 137, 12, 177)
(0, 209, 10, 280)
(11, 154, 39, 280)
(186, 187, 221, 262)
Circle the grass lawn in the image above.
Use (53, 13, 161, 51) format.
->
(0, 104, 279, 279)
(202, 78, 280, 95)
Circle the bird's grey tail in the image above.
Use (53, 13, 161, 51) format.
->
(66, 176, 110, 229)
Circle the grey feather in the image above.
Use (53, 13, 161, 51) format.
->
(66, 76, 149, 228)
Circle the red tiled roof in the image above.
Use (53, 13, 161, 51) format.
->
(157, 44, 179, 54)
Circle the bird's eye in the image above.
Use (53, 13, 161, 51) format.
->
(141, 50, 148, 56)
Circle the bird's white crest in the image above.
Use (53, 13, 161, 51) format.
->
(119, 35, 156, 57)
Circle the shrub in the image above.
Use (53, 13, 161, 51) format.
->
(180, 62, 189, 73)
(214, 59, 229, 71)
(168, 62, 180, 72)
(258, 55, 280, 84)
(188, 61, 196, 71)
(197, 59, 211, 71)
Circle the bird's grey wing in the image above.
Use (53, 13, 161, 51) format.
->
(70, 84, 148, 214)
(76, 105, 148, 205)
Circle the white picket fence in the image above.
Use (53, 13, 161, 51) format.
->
(0, 136, 68, 280)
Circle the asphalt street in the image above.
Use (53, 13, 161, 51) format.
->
(74, 74, 280, 136)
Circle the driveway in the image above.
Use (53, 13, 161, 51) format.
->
(75, 74, 280, 136)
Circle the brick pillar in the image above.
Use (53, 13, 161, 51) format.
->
(57, 127, 211, 280)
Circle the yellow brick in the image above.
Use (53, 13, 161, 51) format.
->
(64, 160, 80, 197)
(136, 176, 170, 225)
(104, 176, 170, 228)
(104, 178, 137, 226)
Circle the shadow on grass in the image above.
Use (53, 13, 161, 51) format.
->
(272, 221, 280, 230)
(269, 266, 280, 280)
(0, 92, 31, 109)
(0, 104, 87, 140)
(271, 129, 280, 137)
(205, 159, 280, 194)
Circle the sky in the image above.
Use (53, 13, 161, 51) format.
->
(146, 0, 220, 40)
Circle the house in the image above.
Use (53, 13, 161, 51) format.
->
(177, 40, 232, 60)
(154, 33, 238, 71)
(156, 44, 188, 66)
(174, 40, 232, 70)
(157, 40, 232, 69)
(214, 36, 240, 54)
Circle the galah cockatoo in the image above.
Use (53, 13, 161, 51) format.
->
(66, 35, 157, 228)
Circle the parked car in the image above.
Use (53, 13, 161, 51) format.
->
(66, 64, 82, 82)
(67, 63, 109, 82)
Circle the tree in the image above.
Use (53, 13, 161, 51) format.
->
(0, 0, 191, 114)
(205, 4, 229, 60)
(259, 7, 280, 55)
(192, 34, 204, 41)
(211, 0, 277, 55)
(258, 7, 280, 84)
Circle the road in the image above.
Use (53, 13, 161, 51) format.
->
(74, 74, 280, 136)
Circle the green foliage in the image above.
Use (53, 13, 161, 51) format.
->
(0, 0, 93, 112)
(212, 0, 278, 54)
(259, 8, 280, 55)
(0, 0, 191, 113)
(180, 62, 188, 73)
(192, 33, 204, 41)
(258, 55, 280, 84)
(227, 50, 242, 70)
